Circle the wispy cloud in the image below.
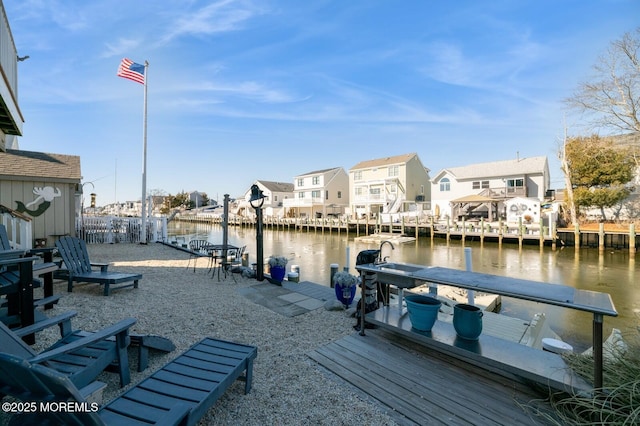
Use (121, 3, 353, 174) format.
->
(102, 38, 142, 59)
(159, 0, 260, 44)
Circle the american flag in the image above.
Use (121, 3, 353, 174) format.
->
(117, 58, 145, 84)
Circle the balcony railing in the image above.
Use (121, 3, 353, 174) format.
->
(0, 2, 22, 135)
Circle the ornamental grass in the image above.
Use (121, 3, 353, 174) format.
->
(530, 330, 640, 425)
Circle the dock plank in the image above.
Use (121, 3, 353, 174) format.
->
(309, 330, 555, 426)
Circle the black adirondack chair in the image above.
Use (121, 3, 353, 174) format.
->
(55, 236, 141, 296)
(0, 311, 135, 388)
(0, 337, 258, 425)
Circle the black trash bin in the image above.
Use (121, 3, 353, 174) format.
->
(355, 250, 381, 327)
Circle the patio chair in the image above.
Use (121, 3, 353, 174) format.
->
(222, 245, 246, 283)
(186, 239, 210, 272)
(0, 310, 135, 388)
(55, 236, 141, 296)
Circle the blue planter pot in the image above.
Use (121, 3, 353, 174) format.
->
(453, 303, 483, 340)
(335, 283, 356, 307)
(270, 265, 286, 282)
(405, 295, 441, 332)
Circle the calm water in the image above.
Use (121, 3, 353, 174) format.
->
(168, 221, 639, 351)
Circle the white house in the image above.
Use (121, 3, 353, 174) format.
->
(282, 167, 349, 218)
(431, 156, 550, 221)
(349, 153, 430, 219)
(239, 180, 294, 218)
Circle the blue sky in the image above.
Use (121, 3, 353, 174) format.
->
(5, 0, 639, 205)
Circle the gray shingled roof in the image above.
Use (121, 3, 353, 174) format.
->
(350, 153, 417, 170)
(297, 167, 341, 177)
(443, 156, 548, 180)
(257, 180, 294, 192)
(0, 149, 81, 181)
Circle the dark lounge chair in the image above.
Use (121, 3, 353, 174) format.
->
(55, 236, 141, 296)
(0, 337, 257, 425)
(0, 311, 135, 388)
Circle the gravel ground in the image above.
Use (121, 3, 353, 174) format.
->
(3, 242, 398, 426)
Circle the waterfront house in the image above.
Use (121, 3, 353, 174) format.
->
(348, 153, 430, 220)
(0, 5, 82, 249)
(239, 180, 294, 218)
(188, 191, 208, 209)
(0, 149, 82, 248)
(431, 156, 550, 221)
(282, 168, 349, 218)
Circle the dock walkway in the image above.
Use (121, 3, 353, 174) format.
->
(309, 329, 556, 425)
(279, 281, 560, 424)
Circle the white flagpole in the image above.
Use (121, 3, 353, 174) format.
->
(141, 60, 149, 244)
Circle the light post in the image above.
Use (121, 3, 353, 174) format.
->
(249, 184, 266, 281)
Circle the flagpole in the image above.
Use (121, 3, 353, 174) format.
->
(141, 60, 149, 244)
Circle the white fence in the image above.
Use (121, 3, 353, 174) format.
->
(0, 213, 32, 249)
(1, 213, 167, 248)
(79, 216, 168, 244)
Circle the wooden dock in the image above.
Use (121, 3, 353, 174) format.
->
(173, 214, 639, 251)
(309, 329, 556, 425)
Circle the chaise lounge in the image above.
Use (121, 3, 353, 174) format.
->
(0, 337, 258, 425)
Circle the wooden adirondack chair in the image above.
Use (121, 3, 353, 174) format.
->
(55, 236, 141, 296)
(0, 224, 60, 315)
(0, 337, 258, 425)
(0, 311, 135, 388)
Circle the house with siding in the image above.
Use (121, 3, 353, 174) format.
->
(239, 180, 294, 218)
(0, 5, 82, 248)
(430, 156, 550, 221)
(0, 150, 82, 246)
(282, 168, 349, 218)
(349, 153, 430, 219)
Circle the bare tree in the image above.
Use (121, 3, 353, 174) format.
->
(558, 127, 578, 225)
(566, 28, 640, 133)
(561, 28, 640, 224)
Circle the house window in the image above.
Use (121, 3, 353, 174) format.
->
(370, 188, 381, 195)
(298, 191, 305, 198)
(312, 176, 320, 185)
(297, 178, 304, 187)
(507, 178, 524, 188)
(354, 171, 362, 181)
(355, 187, 363, 196)
(274, 195, 278, 202)
(337, 191, 342, 199)
(440, 178, 450, 192)
(388, 165, 399, 177)
(472, 180, 489, 189)
(312, 190, 321, 199)
(390, 184, 397, 193)
(325, 190, 329, 200)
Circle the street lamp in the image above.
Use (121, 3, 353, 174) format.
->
(249, 184, 266, 281)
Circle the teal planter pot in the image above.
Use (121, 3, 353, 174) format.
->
(405, 295, 441, 332)
(453, 303, 483, 340)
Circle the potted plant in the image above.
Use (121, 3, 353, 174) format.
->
(268, 255, 288, 282)
(333, 271, 358, 307)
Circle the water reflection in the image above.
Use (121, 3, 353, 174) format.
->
(168, 222, 638, 350)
